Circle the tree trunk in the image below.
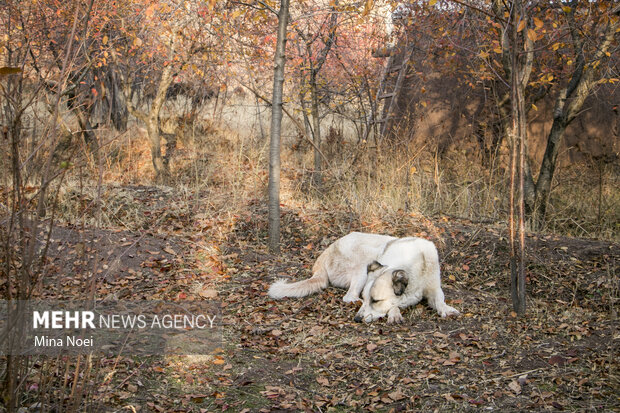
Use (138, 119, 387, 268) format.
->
(310, 73, 322, 186)
(527, 5, 619, 226)
(146, 117, 166, 180)
(530, 118, 567, 224)
(508, 0, 527, 316)
(268, 0, 290, 253)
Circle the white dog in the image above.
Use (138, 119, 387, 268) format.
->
(268, 232, 459, 323)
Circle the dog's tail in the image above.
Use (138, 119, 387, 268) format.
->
(268, 247, 330, 299)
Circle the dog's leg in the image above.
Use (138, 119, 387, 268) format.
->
(387, 307, 404, 323)
(342, 267, 367, 303)
(426, 286, 459, 317)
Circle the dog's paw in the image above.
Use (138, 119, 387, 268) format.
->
(342, 294, 360, 303)
(387, 308, 404, 324)
(439, 305, 460, 318)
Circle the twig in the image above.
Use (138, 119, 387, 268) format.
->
(480, 367, 547, 383)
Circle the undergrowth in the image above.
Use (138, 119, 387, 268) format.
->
(52, 118, 619, 242)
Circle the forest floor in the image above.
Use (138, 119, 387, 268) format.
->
(34, 182, 619, 413)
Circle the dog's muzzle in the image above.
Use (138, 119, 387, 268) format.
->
(353, 314, 363, 323)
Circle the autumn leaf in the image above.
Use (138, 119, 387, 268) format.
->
(0, 67, 21, 77)
(199, 288, 218, 298)
(316, 376, 329, 386)
(362, 0, 373, 17)
(548, 355, 567, 366)
(533, 17, 543, 29)
(388, 389, 406, 401)
(508, 380, 521, 394)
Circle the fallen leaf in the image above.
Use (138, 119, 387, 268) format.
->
(548, 355, 567, 366)
(508, 380, 521, 394)
(316, 376, 329, 386)
(388, 390, 406, 401)
(199, 288, 218, 298)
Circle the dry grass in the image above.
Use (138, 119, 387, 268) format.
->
(283, 137, 617, 242)
(49, 115, 618, 243)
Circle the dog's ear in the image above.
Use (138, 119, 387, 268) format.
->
(392, 270, 408, 296)
(367, 261, 385, 273)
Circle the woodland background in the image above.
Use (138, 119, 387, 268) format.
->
(0, 0, 618, 411)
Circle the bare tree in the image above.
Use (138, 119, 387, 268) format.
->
(294, 2, 339, 186)
(507, 0, 529, 315)
(524, 2, 620, 226)
(268, 0, 291, 253)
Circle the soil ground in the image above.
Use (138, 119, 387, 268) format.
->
(25, 185, 619, 412)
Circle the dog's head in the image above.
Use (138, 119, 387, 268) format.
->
(354, 261, 408, 323)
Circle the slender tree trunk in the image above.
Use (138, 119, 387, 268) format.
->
(120, 60, 174, 182)
(532, 119, 567, 222)
(508, 0, 527, 316)
(268, 0, 290, 253)
(310, 73, 322, 186)
(295, 3, 338, 188)
(148, 63, 174, 182)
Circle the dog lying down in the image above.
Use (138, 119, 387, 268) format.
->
(268, 232, 459, 323)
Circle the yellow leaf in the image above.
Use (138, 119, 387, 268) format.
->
(362, 0, 373, 16)
(429, 0, 438, 5)
(552, 42, 561, 51)
(102, 35, 108, 45)
(533, 17, 543, 28)
(517, 19, 526, 32)
(531, 103, 538, 111)
(527, 29, 538, 42)
(562, 6, 572, 13)
(145, 4, 155, 18)
(493, 46, 503, 54)
(0, 67, 21, 76)
(479, 50, 489, 59)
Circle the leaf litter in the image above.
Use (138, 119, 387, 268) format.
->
(25, 187, 619, 411)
